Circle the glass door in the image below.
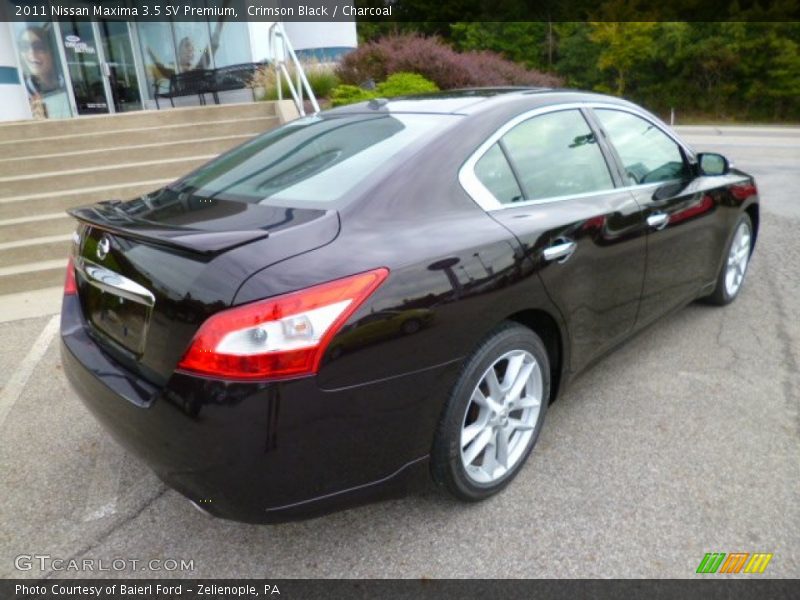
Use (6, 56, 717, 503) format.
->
(58, 19, 143, 115)
(59, 20, 109, 115)
(96, 20, 142, 113)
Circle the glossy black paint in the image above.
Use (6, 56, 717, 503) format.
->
(61, 296, 447, 522)
(61, 89, 759, 522)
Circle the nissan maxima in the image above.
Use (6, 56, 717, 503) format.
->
(61, 89, 759, 522)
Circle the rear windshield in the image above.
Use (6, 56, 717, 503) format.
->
(168, 113, 457, 207)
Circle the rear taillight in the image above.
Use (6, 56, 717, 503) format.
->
(64, 257, 77, 295)
(177, 268, 389, 380)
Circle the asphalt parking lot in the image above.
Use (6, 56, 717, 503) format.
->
(0, 126, 798, 579)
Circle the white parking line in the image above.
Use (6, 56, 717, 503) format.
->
(82, 436, 125, 522)
(0, 314, 59, 430)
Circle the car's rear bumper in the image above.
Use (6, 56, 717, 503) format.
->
(60, 296, 458, 523)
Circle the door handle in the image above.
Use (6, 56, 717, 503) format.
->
(543, 239, 577, 263)
(647, 212, 669, 230)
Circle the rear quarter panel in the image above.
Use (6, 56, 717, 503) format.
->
(234, 108, 569, 390)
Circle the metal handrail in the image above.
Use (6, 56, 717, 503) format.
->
(268, 22, 321, 116)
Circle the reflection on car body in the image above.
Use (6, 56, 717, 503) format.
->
(329, 308, 435, 358)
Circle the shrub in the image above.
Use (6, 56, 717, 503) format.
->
(304, 65, 341, 98)
(376, 72, 439, 96)
(330, 72, 439, 107)
(251, 61, 340, 101)
(330, 84, 377, 107)
(454, 51, 562, 87)
(337, 33, 563, 90)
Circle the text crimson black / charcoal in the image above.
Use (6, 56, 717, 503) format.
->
(344, 5, 393, 15)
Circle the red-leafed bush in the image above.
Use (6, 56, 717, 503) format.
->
(337, 33, 563, 90)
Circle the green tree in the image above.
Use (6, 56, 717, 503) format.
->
(737, 23, 800, 120)
(450, 22, 553, 70)
(552, 22, 603, 90)
(589, 22, 658, 95)
(357, 17, 800, 122)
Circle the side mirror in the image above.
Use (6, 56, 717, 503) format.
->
(698, 153, 730, 176)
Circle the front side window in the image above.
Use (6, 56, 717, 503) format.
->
(594, 109, 690, 185)
(500, 109, 615, 201)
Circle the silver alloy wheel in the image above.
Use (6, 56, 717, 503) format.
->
(724, 220, 752, 297)
(460, 349, 543, 484)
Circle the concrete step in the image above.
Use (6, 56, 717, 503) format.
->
(0, 101, 294, 300)
(0, 179, 172, 222)
(0, 226, 70, 292)
(0, 134, 253, 178)
(0, 116, 278, 158)
(0, 215, 73, 244)
(0, 155, 212, 199)
(0, 264, 65, 296)
(0, 102, 276, 141)
(0, 235, 71, 269)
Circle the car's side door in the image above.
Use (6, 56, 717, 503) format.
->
(461, 106, 647, 373)
(589, 107, 722, 327)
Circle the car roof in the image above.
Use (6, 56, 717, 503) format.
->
(324, 88, 637, 117)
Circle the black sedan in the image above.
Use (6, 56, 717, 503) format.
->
(61, 89, 759, 522)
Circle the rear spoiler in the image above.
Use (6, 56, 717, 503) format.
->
(68, 202, 269, 255)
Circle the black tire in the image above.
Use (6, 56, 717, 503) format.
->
(431, 322, 550, 501)
(704, 212, 753, 306)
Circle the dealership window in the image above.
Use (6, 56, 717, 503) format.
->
(172, 22, 214, 71)
(12, 21, 72, 118)
(205, 22, 251, 68)
(501, 109, 615, 201)
(137, 20, 251, 99)
(137, 22, 178, 97)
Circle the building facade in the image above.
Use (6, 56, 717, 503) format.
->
(0, 17, 355, 121)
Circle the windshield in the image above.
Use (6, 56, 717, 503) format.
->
(163, 113, 458, 207)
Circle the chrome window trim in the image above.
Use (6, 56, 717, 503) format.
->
(458, 102, 694, 211)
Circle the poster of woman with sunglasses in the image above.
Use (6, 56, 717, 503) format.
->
(15, 23, 71, 119)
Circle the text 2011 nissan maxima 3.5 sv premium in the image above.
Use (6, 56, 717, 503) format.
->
(61, 89, 759, 523)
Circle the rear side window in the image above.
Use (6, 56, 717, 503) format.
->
(474, 144, 524, 204)
(170, 113, 457, 206)
(594, 109, 690, 185)
(500, 109, 614, 201)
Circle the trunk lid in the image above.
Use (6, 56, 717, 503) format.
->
(69, 191, 340, 384)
